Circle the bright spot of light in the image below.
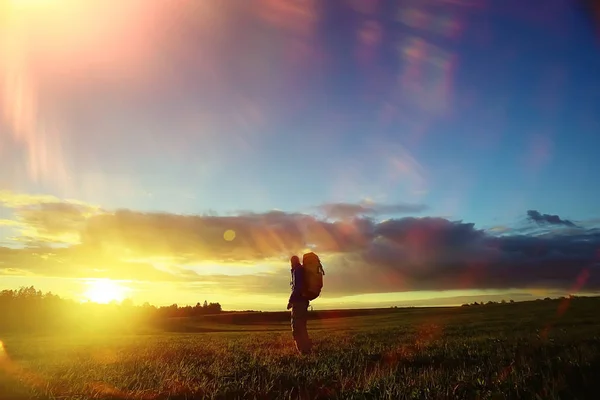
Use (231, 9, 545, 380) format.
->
(224, 229, 236, 241)
(82, 279, 129, 304)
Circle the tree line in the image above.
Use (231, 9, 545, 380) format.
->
(0, 286, 223, 334)
(461, 296, 576, 307)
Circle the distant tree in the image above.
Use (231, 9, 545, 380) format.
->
(203, 300, 208, 308)
(206, 302, 222, 314)
(121, 298, 134, 308)
(510, 299, 515, 303)
(501, 299, 506, 304)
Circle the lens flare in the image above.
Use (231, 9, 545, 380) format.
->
(1, 0, 167, 192)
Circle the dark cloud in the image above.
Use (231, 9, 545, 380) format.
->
(348, 229, 600, 295)
(206, 214, 600, 296)
(317, 201, 428, 219)
(527, 209, 577, 227)
(2, 197, 600, 296)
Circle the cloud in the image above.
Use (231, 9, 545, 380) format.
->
(0, 191, 102, 245)
(0, 220, 20, 227)
(2, 193, 599, 296)
(0, 191, 61, 208)
(17, 202, 102, 244)
(81, 209, 309, 262)
(0, 245, 199, 282)
(0, 191, 98, 210)
(317, 201, 428, 219)
(74, 208, 378, 262)
(527, 209, 577, 227)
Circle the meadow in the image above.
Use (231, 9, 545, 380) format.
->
(1, 297, 599, 399)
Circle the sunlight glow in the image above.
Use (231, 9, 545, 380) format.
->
(82, 280, 129, 304)
(1, 0, 163, 190)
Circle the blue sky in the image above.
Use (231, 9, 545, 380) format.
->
(13, 0, 596, 223)
(1, 0, 599, 308)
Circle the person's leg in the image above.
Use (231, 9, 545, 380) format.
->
(291, 301, 310, 354)
(302, 300, 312, 352)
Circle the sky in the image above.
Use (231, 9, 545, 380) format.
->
(1, 0, 599, 310)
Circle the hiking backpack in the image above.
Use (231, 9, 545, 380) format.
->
(301, 252, 325, 301)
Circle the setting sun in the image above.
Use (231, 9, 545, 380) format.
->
(82, 280, 129, 304)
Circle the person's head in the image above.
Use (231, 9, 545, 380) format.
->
(290, 255, 301, 269)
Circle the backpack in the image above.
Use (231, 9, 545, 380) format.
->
(301, 252, 325, 300)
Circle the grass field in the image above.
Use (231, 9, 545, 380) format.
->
(1, 297, 599, 399)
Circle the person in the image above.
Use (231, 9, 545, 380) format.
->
(287, 255, 312, 354)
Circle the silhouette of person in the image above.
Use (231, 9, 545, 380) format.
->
(287, 255, 312, 354)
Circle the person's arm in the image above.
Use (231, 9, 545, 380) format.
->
(288, 268, 304, 305)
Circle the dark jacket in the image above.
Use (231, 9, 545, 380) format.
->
(288, 266, 307, 303)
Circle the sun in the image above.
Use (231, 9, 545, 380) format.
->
(82, 280, 129, 304)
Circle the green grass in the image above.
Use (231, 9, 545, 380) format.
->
(1, 297, 600, 399)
